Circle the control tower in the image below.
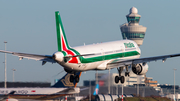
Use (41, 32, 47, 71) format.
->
(120, 7, 147, 46)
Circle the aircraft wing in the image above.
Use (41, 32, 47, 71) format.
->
(0, 50, 56, 64)
(107, 53, 180, 68)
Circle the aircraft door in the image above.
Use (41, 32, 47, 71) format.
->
(121, 46, 125, 57)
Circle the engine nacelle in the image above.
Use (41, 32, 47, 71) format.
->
(53, 52, 64, 63)
(132, 63, 148, 75)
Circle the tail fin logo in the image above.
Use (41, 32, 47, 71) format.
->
(60, 32, 68, 51)
(55, 11, 70, 51)
(51, 72, 81, 88)
(61, 74, 74, 87)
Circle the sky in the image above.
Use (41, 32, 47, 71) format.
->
(0, 1, 180, 86)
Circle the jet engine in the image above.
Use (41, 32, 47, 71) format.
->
(132, 63, 148, 75)
(52, 52, 64, 63)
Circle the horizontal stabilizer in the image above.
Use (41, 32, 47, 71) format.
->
(0, 50, 56, 63)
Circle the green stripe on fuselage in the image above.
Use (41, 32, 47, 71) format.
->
(79, 51, 140, 63)
(66, 49, 140, 63)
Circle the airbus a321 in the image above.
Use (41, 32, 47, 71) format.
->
(1, 11, 180, 84)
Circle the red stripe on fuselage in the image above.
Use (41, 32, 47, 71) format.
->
(61, 35, 78, 63)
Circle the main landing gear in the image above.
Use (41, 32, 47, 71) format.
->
(64, 69, 80, 83)
(70, 73, 80, 83)
(115, 66, 130, 84)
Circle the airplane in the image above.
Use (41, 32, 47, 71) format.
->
(0, 72, 81, 100)
(1, 11, 180, 84)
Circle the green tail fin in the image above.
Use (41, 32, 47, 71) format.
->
(55, 11, 70, 51)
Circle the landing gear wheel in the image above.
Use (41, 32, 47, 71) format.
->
(75, 75, 79, 83)
(120, 76, 125, 84)
(115, 76, 119, 83)
(70, 75, 74, 83)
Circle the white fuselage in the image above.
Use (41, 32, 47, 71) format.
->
(0, 87, 80, 99)
(0, 88, 80, 95)
(58, 40, 141, 71)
